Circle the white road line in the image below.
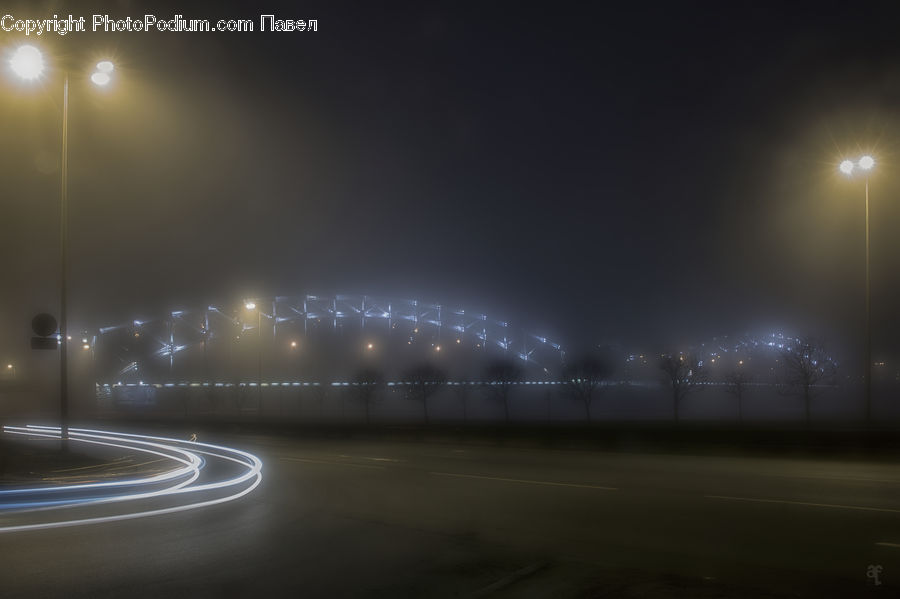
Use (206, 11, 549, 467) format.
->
(876, 542, 900, 548)
(430, 471, 618, 491)
(280, 456, 385, 469)
(706, 495, 900, 514)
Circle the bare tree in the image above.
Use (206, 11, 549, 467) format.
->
(404, 363, 447, 424)
(779, 337, 837, 426)
(176, 387, 191, 418)
(483, 359, 523, 424)
(454, 384, 469, 424)
(235, 383, 254, 417)
(310, 384, 328, 421)
(724, 369, 752, 424)
(563, 355, 614, 423)
(352, 368, 383, 425)
(659, 353, 707, 423)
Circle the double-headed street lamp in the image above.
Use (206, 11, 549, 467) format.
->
(8, 44, 116, 448)
(839, 154, 875, 422)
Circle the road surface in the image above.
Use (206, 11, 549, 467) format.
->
(1, 429, 898, 597)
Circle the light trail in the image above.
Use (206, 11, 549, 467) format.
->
(0, 425, 262, 533)
(2, 426, 201, 494)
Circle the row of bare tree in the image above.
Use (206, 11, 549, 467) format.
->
(658, 337, 837, 425)
(351, 360, 525, 424)
(186, 338, 838, 424)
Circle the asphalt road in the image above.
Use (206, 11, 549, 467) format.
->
(2, 430, 899, 597)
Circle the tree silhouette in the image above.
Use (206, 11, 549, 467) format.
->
(352, 368, 383, 425)
(563, 354, 614, 422)
(404, 363, 447, 424)
(778, 337, 837, 426)
(454, 384, 470, 423)
(659, 352, 707, 422)
(483, 359, 523, 424)
(724, 368, 752, 424)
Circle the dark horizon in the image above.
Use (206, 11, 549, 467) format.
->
(3, 1, 900, 363)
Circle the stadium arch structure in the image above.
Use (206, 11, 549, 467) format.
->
(92, 293, 567, 387)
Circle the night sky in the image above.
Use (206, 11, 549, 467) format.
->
(3, 0, 900, 364)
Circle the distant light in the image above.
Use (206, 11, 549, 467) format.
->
(290, 341, 297, 348)
(96, 60, 114, 73)
(839, 160, 854, 175)
(67, 336, 72, 341)
(82, 338, 88, 344)
(859, 155, 875, 170)
(456, 338, 461, 344)
(6, 364, 12, 370)
(244, 301, 256, 310)
(82, 344, 90, 350)
(10, 45, 44, 80)
(367, 343, 374, 350)
(90, 72, 110, 86)
(435, 345, 441, 352)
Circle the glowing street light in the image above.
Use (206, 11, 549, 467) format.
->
(244, 301, 256, 310)
(839, 154, 876, 421)
(839, 159, 854, 175)
(367, 342, 374, 350)
(290, 340, 298, 349)
(90, 72, 110, 86)
(6, 45, 118, 450)
(9, 45, 44, 80)
(90, 60, 114, 87)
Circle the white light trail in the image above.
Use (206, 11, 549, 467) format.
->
(0, 426, 262, 534)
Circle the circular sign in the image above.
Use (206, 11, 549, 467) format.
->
(31, 313, 58, 337)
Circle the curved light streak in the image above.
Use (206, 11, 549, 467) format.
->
(1, 426, 201, 494)
(0, 426, 262, 533)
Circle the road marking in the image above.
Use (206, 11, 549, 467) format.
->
(706, 495, 900, 514)
(429, 471, 617, 491)
(280, 456, 385, 470)
(876, 542, 900, 548)
(772, 473, 900, 485)
(329, 454, 402, 463)
(472, 562, 547, 598)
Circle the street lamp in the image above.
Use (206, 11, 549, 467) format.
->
(7, 45, 116, 449)
(9, 45, 43, 80)
(839, 154, 876, 422)
(244, 301, 262, 405)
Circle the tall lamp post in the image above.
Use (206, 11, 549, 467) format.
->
(8, 45, 116, 448)
(244, 301, 262, 407)
(839, 155, 875, 422)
